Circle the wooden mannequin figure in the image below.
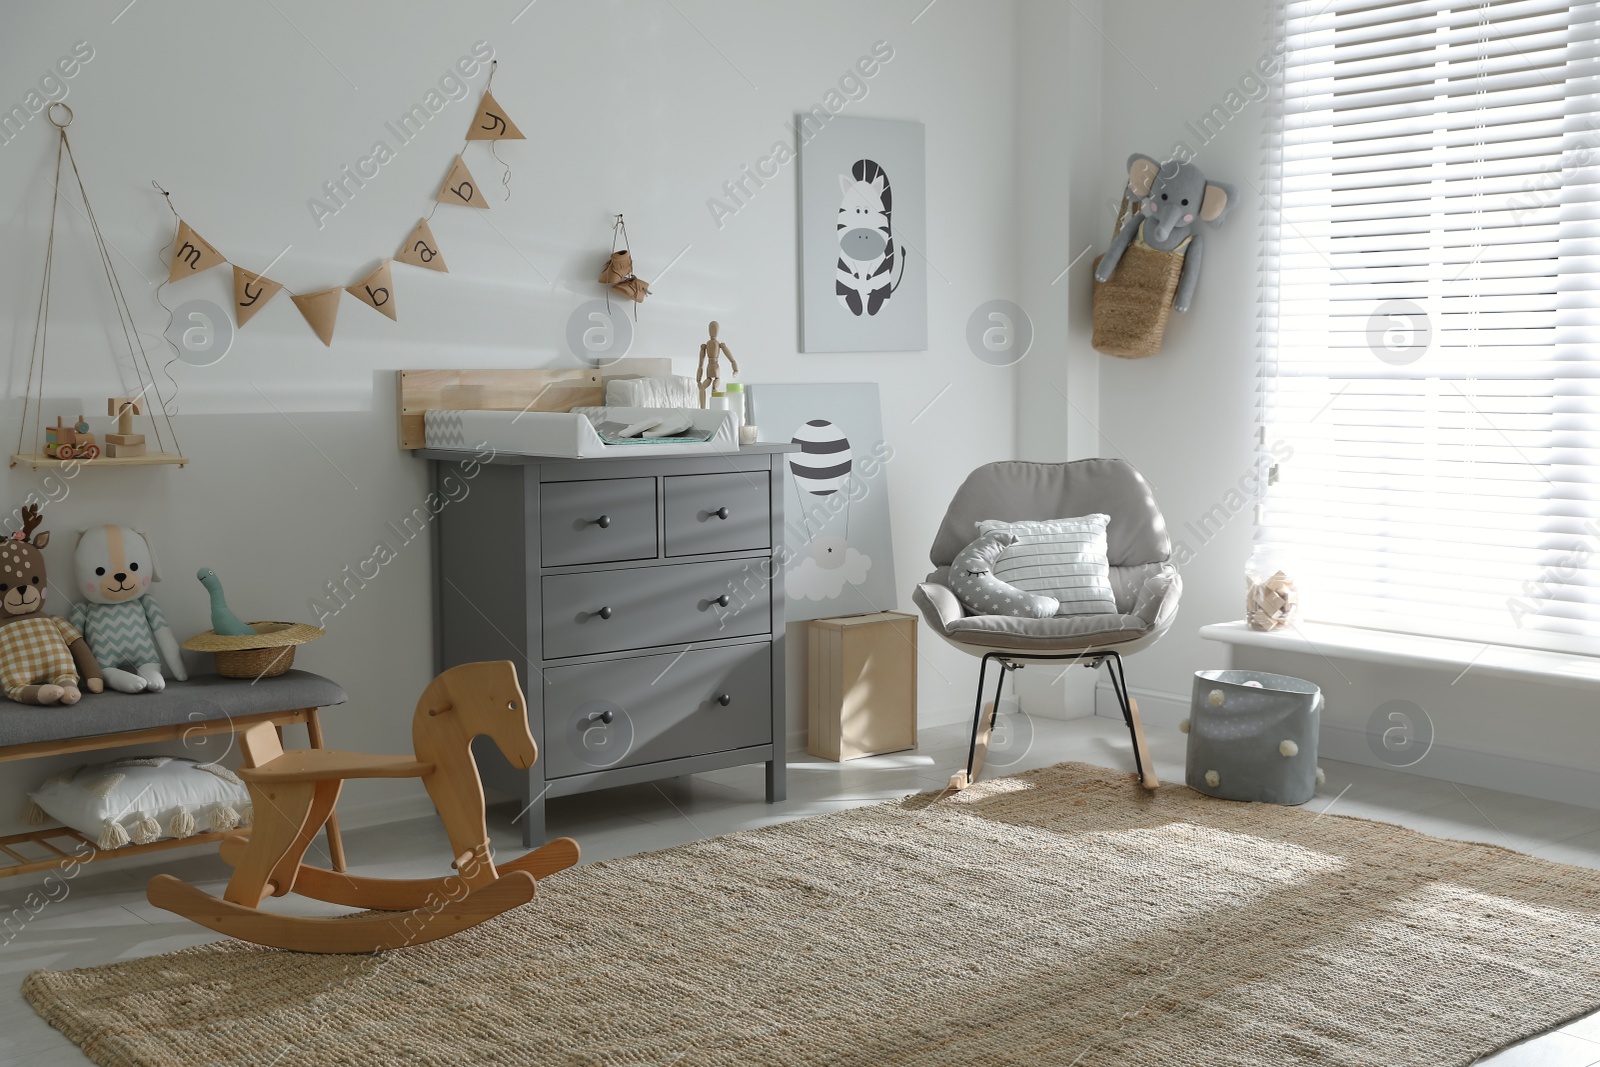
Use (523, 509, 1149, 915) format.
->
(696, 321, 739, 407)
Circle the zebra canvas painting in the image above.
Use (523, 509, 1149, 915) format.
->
(836, 160, 902, 317)
(800, 117, 926, 352)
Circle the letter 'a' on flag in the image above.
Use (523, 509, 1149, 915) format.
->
(465, 90, 525, 140)
(167, 220, 228, 283)
(436, 155, 489, 209)
(348, 260, 398, 321)
(232, 265, 285, 327)
(292, 287, 342, 347)
(395, 217, 448, 272)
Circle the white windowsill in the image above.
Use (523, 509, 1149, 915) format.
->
(1199, 620, 1600, 693)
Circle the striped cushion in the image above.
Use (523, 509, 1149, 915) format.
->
(975, 514, 1117, 617)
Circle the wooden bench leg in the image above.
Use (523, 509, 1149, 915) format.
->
(305, 707, 348, 873)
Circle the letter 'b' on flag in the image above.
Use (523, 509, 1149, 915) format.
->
(348, 260, 398, 321)
(436, 155, 489, 209)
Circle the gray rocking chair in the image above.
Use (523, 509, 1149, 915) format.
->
(911, 459, 1182, 792)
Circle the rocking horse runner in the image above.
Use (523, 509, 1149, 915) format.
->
(147, 661, 579, 953)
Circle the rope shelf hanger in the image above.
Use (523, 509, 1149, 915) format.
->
(12, 102, 186, 471)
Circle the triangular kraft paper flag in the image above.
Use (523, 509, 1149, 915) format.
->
(291, 288, 342, 347)
(167, 220, 228, 283)
(465, 91, 525, 140)
(395, 217, 448, 272)
(347, 261, 398, 321)
(435, 155, 489, 209)
(232, 265, 285, 327)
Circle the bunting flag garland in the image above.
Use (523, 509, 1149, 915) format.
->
(291, 288, 341, 347)
(167, 220, 227, 283)
(396, 217, 448, 272)
(159, 63, 526, 347)
(232, 265, 284, 327)
(465, 91, 525, 140)
(436, 155, 489, 209)
(348, 261, 397, 321)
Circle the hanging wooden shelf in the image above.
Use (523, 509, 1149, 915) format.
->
(13, 102, 188, 472)
(9, 452, 189, 471)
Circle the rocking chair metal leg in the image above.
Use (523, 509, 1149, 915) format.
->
(950, 653, 1008, 791)
(1102, 652, 1159, 791)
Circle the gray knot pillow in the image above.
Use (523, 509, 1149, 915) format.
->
(948, 532, 1060, 619)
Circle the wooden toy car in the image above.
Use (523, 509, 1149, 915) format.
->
(44, 415, 100, 460)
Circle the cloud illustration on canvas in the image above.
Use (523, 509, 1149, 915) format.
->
(786, 537, 872, 602)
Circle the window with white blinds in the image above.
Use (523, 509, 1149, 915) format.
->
(1259, 0, 1600, 654)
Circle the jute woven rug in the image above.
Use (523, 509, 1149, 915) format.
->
(24, 761, 1600, 1066)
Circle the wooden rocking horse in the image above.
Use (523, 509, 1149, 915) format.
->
(147, 661, 579, 953)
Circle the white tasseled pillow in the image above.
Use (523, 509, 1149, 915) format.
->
(975, 514, 1119, 617)
(26, 756, 252, 850)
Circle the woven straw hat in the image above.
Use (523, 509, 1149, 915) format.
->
(183, 622, 324, 652)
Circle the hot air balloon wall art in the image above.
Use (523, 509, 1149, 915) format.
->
(748, 384, 897, 622)
(798, 116, 927, 353)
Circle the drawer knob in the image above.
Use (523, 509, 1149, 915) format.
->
(585, 709, 615, 725)
(713, 506, 730, 520)
(716, 693, 733, 707)
(711, 594, 731, 608)
(596, 606, 613, 620)
(592, 514, 612, 529)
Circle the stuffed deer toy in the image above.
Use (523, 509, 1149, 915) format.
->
(0, 506, 104, 705)
(69, 525, 188, 693)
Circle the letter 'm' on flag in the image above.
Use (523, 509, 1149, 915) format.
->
(167, 220, 227, 283)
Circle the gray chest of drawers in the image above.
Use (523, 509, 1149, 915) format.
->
(421, 444, 795, 846)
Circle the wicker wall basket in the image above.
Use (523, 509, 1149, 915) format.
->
(1091, 246, 1184, 359)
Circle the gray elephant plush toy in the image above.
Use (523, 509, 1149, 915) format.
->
(1094, 153, 1235, 312)
(948, 532, 1059, 619)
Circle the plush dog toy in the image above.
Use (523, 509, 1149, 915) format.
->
(948, 531, 1060, 619)
(69, 525, 188, 693)
(0, 506, 104, 704)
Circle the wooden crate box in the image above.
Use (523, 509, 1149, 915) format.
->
(807, 611, 918, 761)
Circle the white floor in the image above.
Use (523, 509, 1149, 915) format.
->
(2, 715, 1598, 1066)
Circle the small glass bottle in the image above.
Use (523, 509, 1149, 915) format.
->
(723, 381, 745, 427)
(1245, 544, 1298, 631)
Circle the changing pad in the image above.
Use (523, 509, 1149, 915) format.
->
(425, 407, 739, 459)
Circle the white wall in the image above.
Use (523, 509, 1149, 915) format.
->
(1011, 0, 1106, 720)
(0, 1, 1022, 834)
(1079, 0, 1600, 806)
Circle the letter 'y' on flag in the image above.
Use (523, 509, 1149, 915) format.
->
(466, 91, 525, 140)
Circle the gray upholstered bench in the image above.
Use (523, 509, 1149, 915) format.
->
(0, 671, 347, 880)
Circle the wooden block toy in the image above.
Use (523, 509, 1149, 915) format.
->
(107, 397, 143, 437)
(107, 440, 147, 458)
(105, 433, 145, 446)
